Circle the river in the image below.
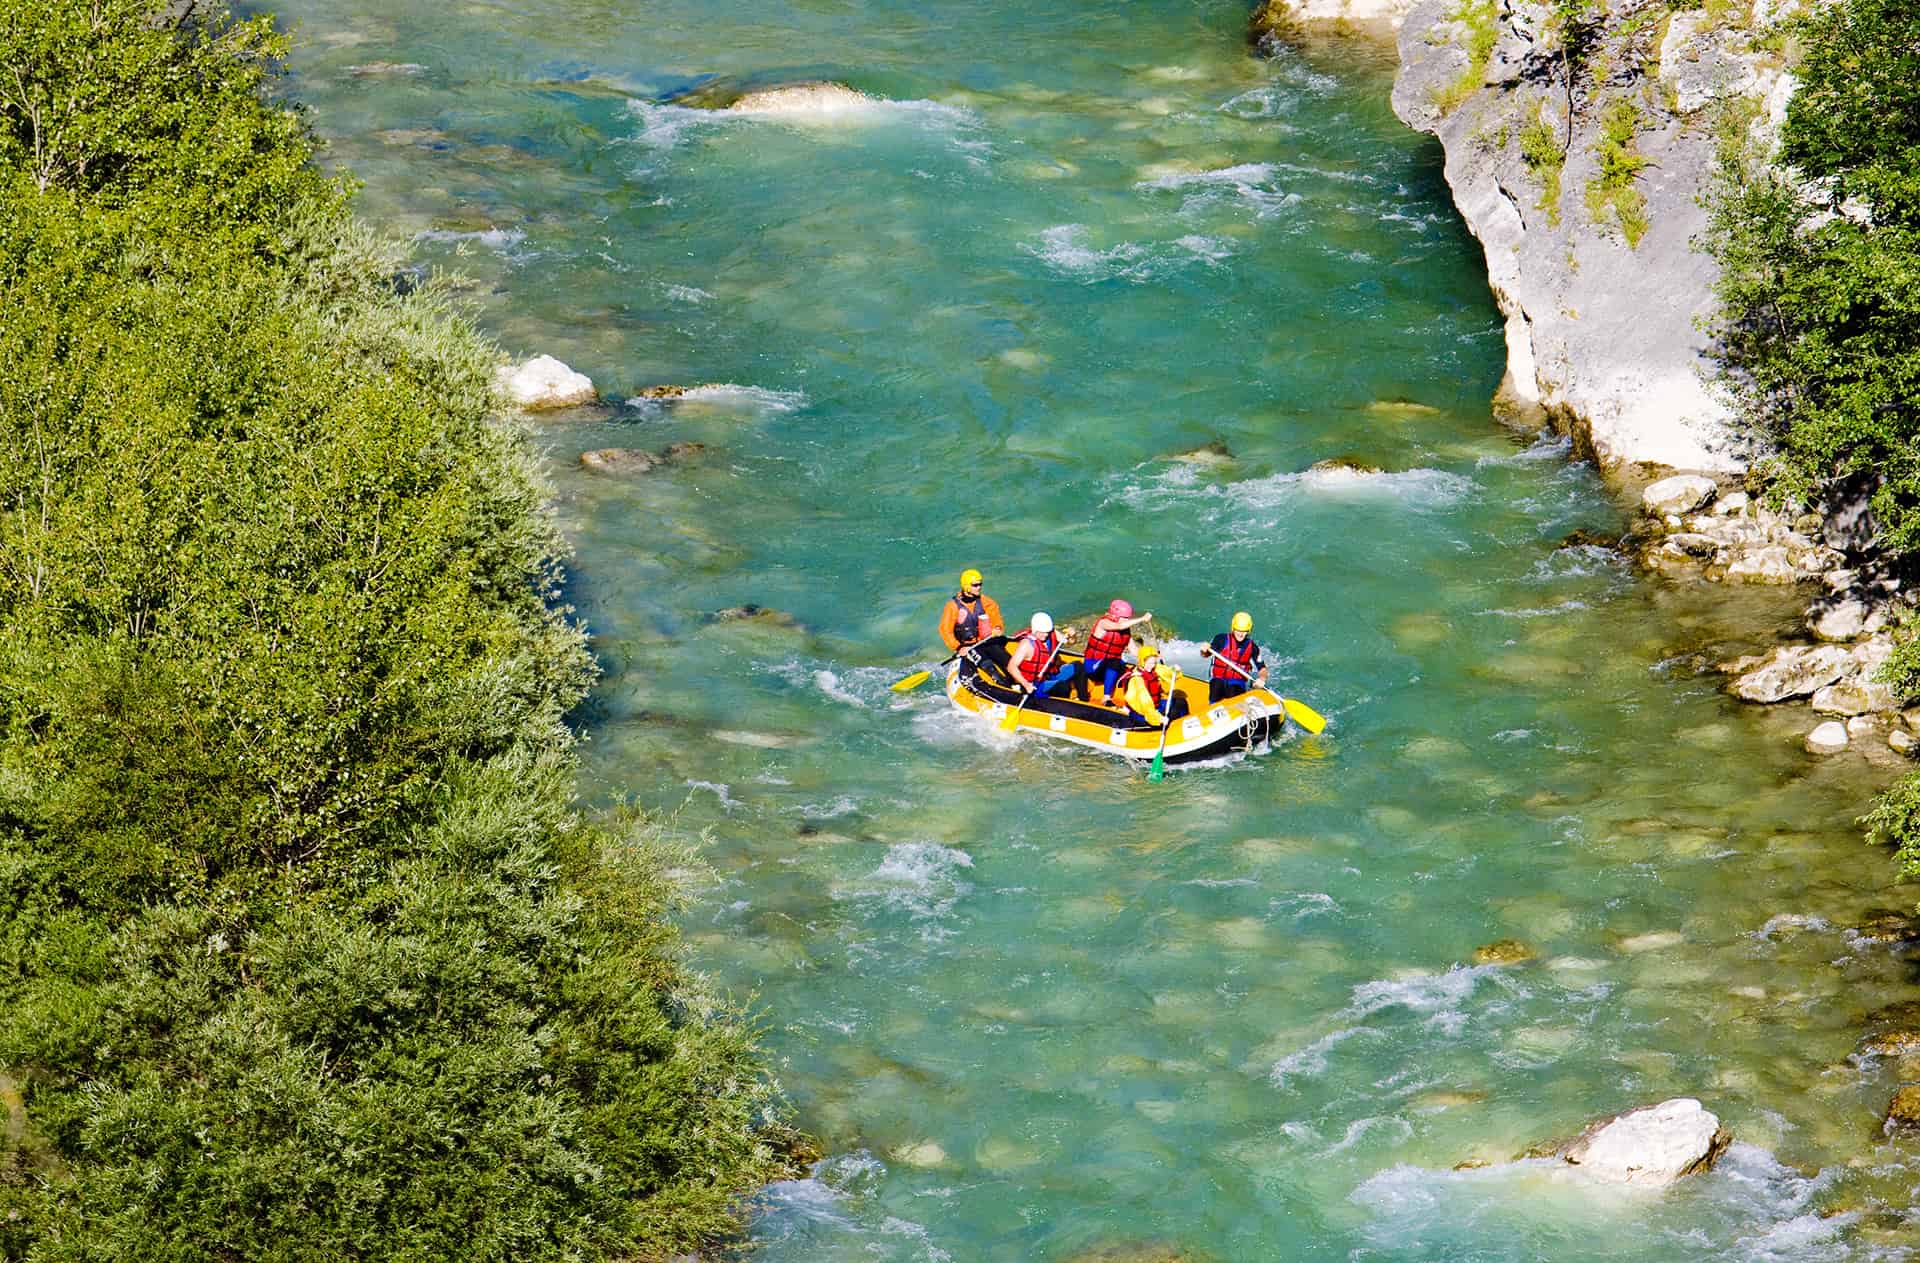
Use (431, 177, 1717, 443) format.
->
(281, 0, 1918, 1256)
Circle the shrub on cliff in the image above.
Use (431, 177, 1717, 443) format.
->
(0, 1, 797, 1258)
(1706, 0, 1920, 863)
(1706, 0, 1920, 660)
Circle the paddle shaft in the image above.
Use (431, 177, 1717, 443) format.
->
(1201, 643, 1264, 685)
(1204, 645, 1324, 733)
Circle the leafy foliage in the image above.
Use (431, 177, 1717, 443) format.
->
(1433, 0, 1499, 113)
(1519, 106, 1566, 225)
(1704, 0, 1920, 865)
(1585, 98, 1651, 247)
(0, 1, 799, 1257)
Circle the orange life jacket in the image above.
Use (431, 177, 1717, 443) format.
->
(1013, 630, 1058, 684)
(1211, 634, 1257, 681)
(1085, 621, 1131, 662)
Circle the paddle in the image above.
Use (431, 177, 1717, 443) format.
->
(1201, 645, 1327, 735)
(1147, 698, 1175, 782)
(889, 642, 975, 692)
(999, 634, 1066, 733)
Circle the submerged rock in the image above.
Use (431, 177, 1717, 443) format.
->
(1165, 440, 1235, 467)
(1859, 1030, 1920, 1058)
(708, 604, 802, 628)
(1852, 911, 1920, 944)
(1308, 455, 1385, 475)
(578, 440, 706, 475)
(1060, 1243, 1204, 1263)
(1560, 528, 1621, 551)
(632, 384, 690, 400)
(1472, 938, 1537, 966)
(496, 354, 595, 410)
(1885, 1086, 1920, 1134)
(1524, 1099, 1731, 1187)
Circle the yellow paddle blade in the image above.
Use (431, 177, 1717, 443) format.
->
(889, 670, 931, 692)
(1281, 696, 1327, 734)
(997, 708, 1021, 733)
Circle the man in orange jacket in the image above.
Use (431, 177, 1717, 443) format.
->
(939, 567, 1003, 652)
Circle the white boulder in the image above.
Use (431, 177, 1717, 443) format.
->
(1808, 599, 1878, 641)
(1810, 681, 1899, 716)
(495, 355, 596, 410)
(1722, 545, 1797, 584)
(1642, 475, 1719, 518)
(1729, 644, 1855, 703)
(1544, 1099, 1731, 1187)
(1805, 721, 1849, 755)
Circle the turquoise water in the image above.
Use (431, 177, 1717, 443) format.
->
(280, 2, 1920, 1257)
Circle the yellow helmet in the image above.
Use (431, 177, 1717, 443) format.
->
(1231, 611, 1253, 634)
(1138, 643, 1160, 665)
(960, 568, 983, 589)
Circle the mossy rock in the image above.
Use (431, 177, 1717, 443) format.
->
(1309, 455, 1386, 475)
(1472, 938, 1538, 966)
(1885, 1084, 1920, 1132)
(1248, 0, 1298, 50)
(1561, 527, 1623, 550)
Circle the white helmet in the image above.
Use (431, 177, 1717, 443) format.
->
(1029, 611, 1054, 635)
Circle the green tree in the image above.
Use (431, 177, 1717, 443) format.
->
(0, 2, 802, 1257)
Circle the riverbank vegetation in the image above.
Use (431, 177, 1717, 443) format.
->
(1704, 0, 1920, 867)
(0, 1, 799, 1258)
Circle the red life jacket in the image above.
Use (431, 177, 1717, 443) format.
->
(1013, 630, 1058, 684)
(1118, 664, 1164, 704)
(948, 594, 987, 644)
(1085, 620, 1131, 662)
(1211, 634, 1257, 681)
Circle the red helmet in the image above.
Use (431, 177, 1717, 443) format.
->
(1107, 599, 1133, 620)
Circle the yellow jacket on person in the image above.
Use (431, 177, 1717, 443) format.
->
(1122, 662, 1178, 727)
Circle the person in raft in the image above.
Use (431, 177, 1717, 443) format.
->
(1202, 610, 1268, 704)
(1082, 598, 1155, 705)
(1008, 611, 1079, 697)
(1118, 644, 1189, 728)
(939, 567, 1003, 652)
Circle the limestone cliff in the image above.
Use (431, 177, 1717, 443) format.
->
(1372, 0, 1805, 476)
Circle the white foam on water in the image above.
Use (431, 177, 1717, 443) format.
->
(680, 382, 808, 411)
(413, 226, 526, 250)
(800, 795, 861, 820)
(1023, 224, 1235, 284)
(1476, 431, 1575, 466)
(1135, 162, 1301, 219)
(664, 283, 713, 303)
(1270, 1024, 1374, 1086)
(1323, 1114, 1413, 1157)
(1113, 466, 1476, 524)
(879, 1216, 952, 1263)
(1181, 876, 1260, 888)
(1481, 600, 1593, 620)
(1349, 964, 1503, 1038)
(814, 669, 869, 708)
(833, 842, 975, 921)
(683, 779, 740, 812)
(1526, 546, 1632, 583)
(1271, 891, 1339, 920)
(626, 92, 985, 170)
(1754, 912, 1831, 941)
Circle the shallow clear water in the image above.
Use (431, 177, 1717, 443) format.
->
(281, 2, 1920, 1257)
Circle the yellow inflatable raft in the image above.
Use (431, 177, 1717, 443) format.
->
(946, 639, 1285, 765)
